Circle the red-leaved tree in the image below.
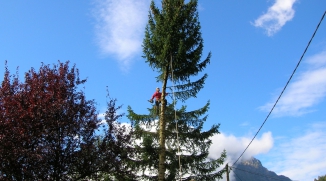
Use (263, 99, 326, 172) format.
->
(0, 61, 133, 180)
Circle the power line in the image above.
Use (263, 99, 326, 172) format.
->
(231, 166, 293, 181)
(232, 10, 326, 167)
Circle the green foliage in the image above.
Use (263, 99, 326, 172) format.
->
(315, 175, 326, 181)
(143, 0, 210, 101)
(127, 0, 226, 180)
(128, 102, 226, 180)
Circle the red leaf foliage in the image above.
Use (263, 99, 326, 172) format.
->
(0, 61, 133, 180)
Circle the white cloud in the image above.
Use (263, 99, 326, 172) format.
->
(93, 0, 150, 70)
(139, 119, 159, 133)
(209, 132, 273, 164)
(260, 51, 326, 117)
(265, 122, 326, 181)
(253, 0, 297, 36)
(209, 132, 274, 181)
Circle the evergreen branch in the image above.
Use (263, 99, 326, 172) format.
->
(170, 74, 208, 101)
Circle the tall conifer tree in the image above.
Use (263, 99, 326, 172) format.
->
(127, 0, 226, 180)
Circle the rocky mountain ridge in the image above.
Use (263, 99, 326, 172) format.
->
(232, 157, 292, 181)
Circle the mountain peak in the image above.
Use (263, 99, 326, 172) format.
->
(233, 157, 291, 181)
(240, 157, 262, 169)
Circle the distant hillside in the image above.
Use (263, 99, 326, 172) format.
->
(232, 157, 291, 181)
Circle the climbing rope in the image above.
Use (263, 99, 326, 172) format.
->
(170, 57, 182, 181)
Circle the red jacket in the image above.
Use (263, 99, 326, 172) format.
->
(151, 92, 162, 101)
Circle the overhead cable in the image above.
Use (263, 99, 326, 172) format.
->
(232, 10, 326, 166)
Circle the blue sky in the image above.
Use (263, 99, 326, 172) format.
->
(1, 0, 326, 180)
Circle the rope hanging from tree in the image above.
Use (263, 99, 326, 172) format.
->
(170, 57, 182, 181)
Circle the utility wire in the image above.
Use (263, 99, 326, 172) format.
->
(231, 166, 293, 181)
(232, 10, 326, 166)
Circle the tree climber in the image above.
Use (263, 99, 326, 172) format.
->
(149, 87, 167, 114)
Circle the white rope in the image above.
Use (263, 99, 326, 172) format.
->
(170, 57, 182, 181)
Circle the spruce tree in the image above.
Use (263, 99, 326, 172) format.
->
(127, 0, 226, 180)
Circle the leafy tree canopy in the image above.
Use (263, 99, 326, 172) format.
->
(0, 61, 133, 180)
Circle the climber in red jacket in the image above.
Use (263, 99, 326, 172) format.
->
(149, 87, 168, 114)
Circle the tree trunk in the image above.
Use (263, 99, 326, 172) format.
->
(158, 65, 170, 181)
(226, 164, 229, 181)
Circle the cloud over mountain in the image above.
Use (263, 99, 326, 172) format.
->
(209, 132, 273, 164)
